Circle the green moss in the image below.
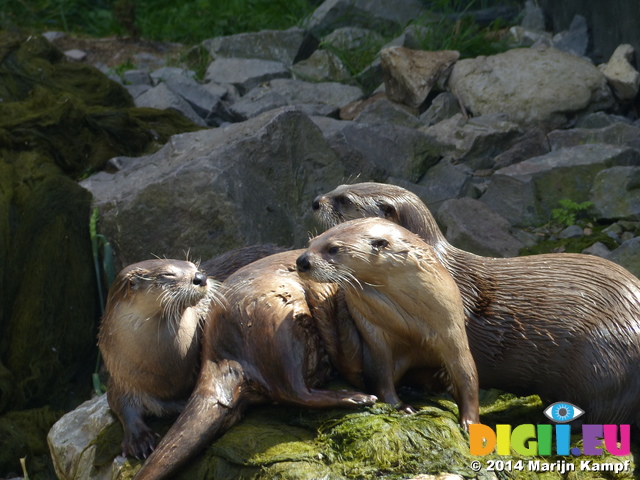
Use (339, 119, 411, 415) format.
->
(0, 406, 63, 479)
(520, 230, 618, 256)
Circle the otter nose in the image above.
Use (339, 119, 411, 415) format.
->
(193, 272, 208, 286)
(312, 195, 322, 210)
(296, 254, 311, 273)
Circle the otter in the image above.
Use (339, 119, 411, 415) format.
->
(99, 244, 284, 458)
(133, 250, 377, 480)
(296, 217, 480, 431)
(313, 182, 640, 426)
(98, 259, 219, 459)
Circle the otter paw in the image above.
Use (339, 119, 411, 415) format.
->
(396, 403, 416, 414)
(122, 429, 160, 459)
(349, 393, 378, 405)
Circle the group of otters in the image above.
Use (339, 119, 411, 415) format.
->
(97, 182, 640, 479)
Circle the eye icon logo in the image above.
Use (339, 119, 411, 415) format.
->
(543, 402, 585, 423)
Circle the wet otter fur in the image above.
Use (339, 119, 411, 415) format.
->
(133, 250, 376, 480)
(297, 217, 480, 431)
(99, 244, 284, 458)
(98, 259, 218, 458)
(313, 182, 640, 426)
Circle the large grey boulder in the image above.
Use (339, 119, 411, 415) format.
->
(204, 57, 290, 95)
(590, 166, 640, 220)
(420, 113, 522, 170)
(201, 27, 315, 66)
(304, 0, 428, 36)
(230, 78, 364, 120)
(481, 144, 640, 227)
(80, 107, 346, 270)
(311, 116, 440, 182)
(414, 158, 473, 212)
(447, 46, 614, 128)
(437, 198, 526, 257)
(598, 44, 640, 101)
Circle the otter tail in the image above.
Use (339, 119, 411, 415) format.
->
(134, 359, 250, 480)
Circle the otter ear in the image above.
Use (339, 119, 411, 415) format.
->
(128, 270, 145, 290)
(371, 238, 389, 252)
(378, 202, 396, 220)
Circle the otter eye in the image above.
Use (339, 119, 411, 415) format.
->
(328, 246, 339, 254)
(159, 272, 176, 279)
(338, 196, 349, 205)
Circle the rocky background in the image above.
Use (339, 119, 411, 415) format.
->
(2, 0, 640, 479)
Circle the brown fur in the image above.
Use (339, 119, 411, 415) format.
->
(98, 259, 217, 458)
(314, 182, 640, 426)
(297, 218, 480, 431)
(133, 250, 376, 480)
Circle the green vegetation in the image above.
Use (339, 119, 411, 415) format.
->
(551, 198, 594, 228)
(0, 0, 318, 44)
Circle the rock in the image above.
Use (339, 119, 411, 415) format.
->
(575, 111, 633, 128)
(353, 98, 422, 129)
(582, 241, 612, 258)
(420, 113, 522, 170)
(321, 26, 385, 51)
(414, 158, 473, 211)
(230, 78, 363, 120)
(481, 144, 640, 226)
(547, 122, 640, 150)
(608, 237, 640, 278)
(47, 395, 118, 480)
(122, 69, 152, 85)
(163, 73, 235, 126)
(134, 82, 207, 126)
(598, 44, 640, 101)
(63, 49, 87, 61)
(552, 14, 589, 57)
(508, 26, 553, 48)
(419, 92, 462, 127)
(80, 107, 346, 270)
(437, 198, 525, 257)
(339, 91, 387, 120)
(42, 31, 65, 42)
(492, 127, 550, 170)
(291, 49, 352, 83)
(150, 66, 195, 84)
(590, 166, 640, 220)
(521, 0, 546, 31)
(304, 0, 428, 36)
(447, 46, 614, 128)
(201, 27, 316, 66)
(380, 47, 460, 108)
(558, 224, 584, 239)
(124, 84, 152, 99)
(204, 57, 290, 95)
(311, 116, 440, 182)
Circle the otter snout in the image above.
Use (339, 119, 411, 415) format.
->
(296, 254, 311, 273)
(312, 195, 323, 211)
(193, 271, 208, 286)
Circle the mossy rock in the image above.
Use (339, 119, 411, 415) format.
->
(106, 391, 637, 480)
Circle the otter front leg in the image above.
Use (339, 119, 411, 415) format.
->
(360, 337, 413, 412)
(277, 388, 377, 409)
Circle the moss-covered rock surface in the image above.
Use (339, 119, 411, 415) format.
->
(87, 390, 637, 480)
(0, 31, 201, 478)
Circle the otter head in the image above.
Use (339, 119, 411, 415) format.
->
(106, 259, 218, 327)
(312, 183, 445, 246)
(297, 218, 420, 289)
